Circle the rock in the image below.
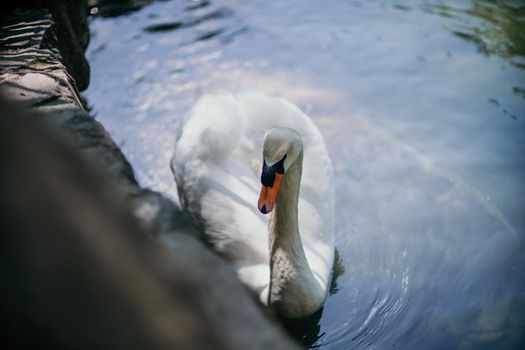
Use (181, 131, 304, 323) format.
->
(0, 97, 299, 350)
(41, 0, 91, 90)
(0, 6, 85, 104)
(0, 2, 90, 91)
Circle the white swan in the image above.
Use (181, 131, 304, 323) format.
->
(171, 90, 335, 318)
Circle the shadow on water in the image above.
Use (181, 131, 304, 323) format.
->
(282, 307, 324, 349)
(140, 4, 247, 46)
(194, 28, 225, 42)
(422, 0, 525, 121)
(281, 250, 345, 348)
(423, 0, 525, 70)
(143, 8, 233, 33)
(89, 0, 214, 18)
(186, 0, 210, 12)
(329, 249, 345, 296)
(89, 0, 152, 18)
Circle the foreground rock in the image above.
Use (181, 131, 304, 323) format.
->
(0, 3, 300, 350)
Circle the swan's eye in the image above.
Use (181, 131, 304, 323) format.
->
(274, 154, 286, 174)
(261, 154, 287, 187)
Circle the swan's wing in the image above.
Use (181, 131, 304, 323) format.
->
(171, 93, 270, 265)
(172, 93, 243, 164)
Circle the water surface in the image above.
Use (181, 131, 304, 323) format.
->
(85, 1, 525, 349)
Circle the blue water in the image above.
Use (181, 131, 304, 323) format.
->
(85, 1, 525, 348)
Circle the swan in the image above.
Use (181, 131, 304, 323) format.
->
(171, 90, 335, 318)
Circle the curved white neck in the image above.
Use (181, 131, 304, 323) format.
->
(268, 151, 324, 318)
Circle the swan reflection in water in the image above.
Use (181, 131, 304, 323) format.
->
(282, 250, 345, 348)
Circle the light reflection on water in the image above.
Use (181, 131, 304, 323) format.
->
(85, 0, 525, 349)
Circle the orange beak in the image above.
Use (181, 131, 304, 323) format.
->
(258, 173, 282, 214)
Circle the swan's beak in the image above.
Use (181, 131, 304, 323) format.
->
(258, 173, 282, 214)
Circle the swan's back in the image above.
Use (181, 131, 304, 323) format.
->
(172, 90, 335, 302)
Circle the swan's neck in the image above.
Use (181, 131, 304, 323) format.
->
(268, 151, 324, 317)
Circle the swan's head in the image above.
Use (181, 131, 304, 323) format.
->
(258, 127, 303, 214)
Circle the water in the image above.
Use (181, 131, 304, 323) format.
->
(85, 1, 525, 349)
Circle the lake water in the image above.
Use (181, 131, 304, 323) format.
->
(85, 1, 525, 349)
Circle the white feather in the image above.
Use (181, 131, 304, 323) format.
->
(171, 90, 335, 309)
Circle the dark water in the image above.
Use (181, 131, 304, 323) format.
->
(85, 1, 525, 349)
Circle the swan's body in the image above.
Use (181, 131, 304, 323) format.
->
(171, 90, 334, 317)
